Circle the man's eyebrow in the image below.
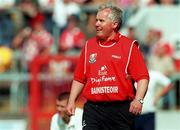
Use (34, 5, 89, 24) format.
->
(96, 18, 104, 21)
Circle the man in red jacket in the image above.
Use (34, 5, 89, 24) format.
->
(67, 3, 149, 130)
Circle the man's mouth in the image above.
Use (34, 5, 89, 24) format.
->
(96, 29, 102, 33)
(96, 27, 102, 32)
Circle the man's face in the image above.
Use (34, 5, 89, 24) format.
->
(95, 8, 115, 40)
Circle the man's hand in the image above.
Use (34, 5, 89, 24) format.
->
(66, 101, 76, 116)
(129, 99, 142, 115)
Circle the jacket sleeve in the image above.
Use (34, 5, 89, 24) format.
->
(74, 46, 87, 84)
(128, 41, 149, 81)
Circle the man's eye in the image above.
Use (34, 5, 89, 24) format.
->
(96, 19, 103, 22)
(99, 20, 104, 22)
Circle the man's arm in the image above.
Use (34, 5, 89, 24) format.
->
(135, 79, 149, 101)
(129, 79, 149, 115)
(66, 80, 84, 115)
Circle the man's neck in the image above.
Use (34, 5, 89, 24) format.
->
(97, 32, 119, 45)
(102, 32, 117, 42)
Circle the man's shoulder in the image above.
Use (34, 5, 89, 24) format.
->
(119, 34, 139, 50)
(120, 34, 135, 44)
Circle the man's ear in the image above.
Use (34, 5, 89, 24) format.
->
(112, 22, 118, 29)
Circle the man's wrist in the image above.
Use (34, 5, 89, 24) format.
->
(134, 98, 144, 104)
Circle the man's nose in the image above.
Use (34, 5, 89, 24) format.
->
(96, 20, 100, 27)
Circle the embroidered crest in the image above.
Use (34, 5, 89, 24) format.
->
(89, 53, 97, 63)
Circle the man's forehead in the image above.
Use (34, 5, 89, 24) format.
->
(97, 8, 111, 18)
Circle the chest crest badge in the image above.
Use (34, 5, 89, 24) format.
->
(89, 53, 97, 63)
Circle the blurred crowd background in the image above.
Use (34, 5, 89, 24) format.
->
(0, 0, 180, 130)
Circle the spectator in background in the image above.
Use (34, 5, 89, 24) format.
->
(139, 0, 177, 6)
(119, 0, 140, 26)
(127, 26, 139, 41)
(148, 42, 176, 77)
(73, 0, 92, 4)
(0, 10, 15, 47)
(50, 92, 83, 130)
(17, 0, 39, 26)
(140, 28, 162, 59)
(52, 0, 81, 32)
(81, 11, 96, 40)
(134, 69, 173, 130)
(173, 40, 180, 72)
(17, 0, 54, 34)
(37, 0, 56, 34)
(59, 15, 85, 54)
(139, 0, 158, 6)
(12, 12, 53, 71)
(158, 0, 176, 5)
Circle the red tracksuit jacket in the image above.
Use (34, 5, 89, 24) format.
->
(74, 33, 149, 102)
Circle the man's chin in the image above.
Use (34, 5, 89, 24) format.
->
(96, 33, 103, 38)
(96, 35, 105, 41)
